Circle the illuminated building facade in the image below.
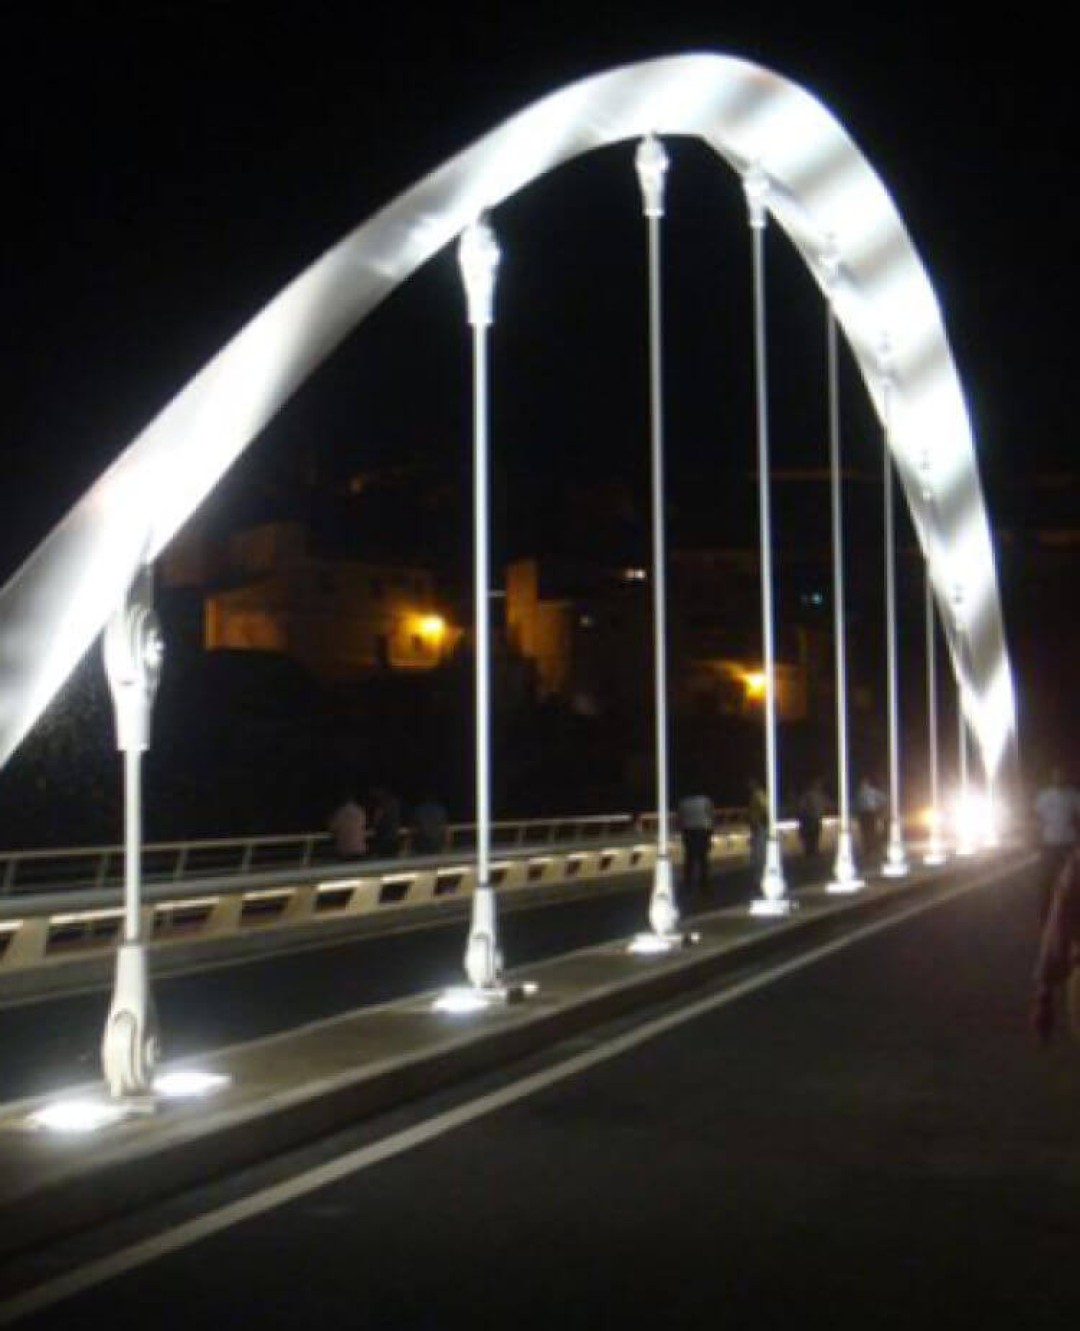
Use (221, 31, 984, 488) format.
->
(198, 522, 455, 681)
(504, 553, 826, 722)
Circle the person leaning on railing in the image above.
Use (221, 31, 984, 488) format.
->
(1031, 845, 1080, 1042)
(328, 794, 368, 860)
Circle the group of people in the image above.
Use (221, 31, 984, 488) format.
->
(675, 772, 890, 902)
(675, 783, 770, 896)
(323, 766, 1080, 1045)
(676, 771, 894, 905)
(674, 762, 1080, 1047)
(781, 774, 888, 866)
(680, 763, 1080, 1048)
(328, 788, 449, 861)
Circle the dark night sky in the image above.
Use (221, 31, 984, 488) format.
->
(0, 5, 1074, 711)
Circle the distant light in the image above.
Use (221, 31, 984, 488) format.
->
(27, 1098, 128, 1134)
(981, 791, 1003, 847)
(743, 670, 767, 699)
(154, 1070, 231, 1099)
(415, 613, 447, 644)
(949, 789, 984, 855)
(623, 568, 648, 582)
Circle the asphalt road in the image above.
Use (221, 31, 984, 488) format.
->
(5, 855, 1077, 1329)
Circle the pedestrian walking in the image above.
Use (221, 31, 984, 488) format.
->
(678, 792, 716, 900)
(1031, 845, 1080, 1042)
(855, 775, 886, 867)
(1033, 766, 1080, 920)
(797, 777, 829, 861)
(747, 778, 768, 879)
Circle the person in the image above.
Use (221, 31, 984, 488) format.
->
(855, 776, 886, 865)
(1031, 845, 1080, 1042)
(410, 797, 448, 855)
(368, 787, 402, 859)
(328, 793, 367, 860)
(746, 779, 769, 878)
(678, 792, 716, 899)
(1033, 767, 1080, 920)
(797, 777, 829, 861)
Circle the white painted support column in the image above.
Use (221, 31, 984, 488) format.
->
(101, 565, 163, 1099)
(459, 217, 505, 992)
(635, 134, 681, 942)
(744, 165, 790, 917)
(878, 342, 910, 878)
(822, 241, 862, 894)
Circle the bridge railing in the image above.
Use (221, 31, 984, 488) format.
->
(0, 807, 756, 898)
(0, 807, 775, 981)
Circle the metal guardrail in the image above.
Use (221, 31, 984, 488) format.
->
(0, 808, 754, 898)
(0, 809, 770, 979)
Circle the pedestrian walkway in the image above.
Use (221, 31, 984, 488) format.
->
(0, 851, 1030, 1264)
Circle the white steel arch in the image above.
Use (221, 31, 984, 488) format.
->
(0, 52, 1014, 777)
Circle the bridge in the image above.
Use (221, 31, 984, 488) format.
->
(0, 50, 1056, 1327)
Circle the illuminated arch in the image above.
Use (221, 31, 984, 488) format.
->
(0, 52, 1014, 776)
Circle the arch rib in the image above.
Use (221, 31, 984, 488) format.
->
(0, 52, 1014, 777)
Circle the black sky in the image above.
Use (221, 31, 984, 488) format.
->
(0, 2, 1074, 586)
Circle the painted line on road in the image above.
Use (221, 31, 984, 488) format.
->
(0, 859, 1023, 1324)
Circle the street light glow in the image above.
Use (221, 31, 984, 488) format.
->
(27, 1098, 129, 1134)
(414, 613, 447, 645)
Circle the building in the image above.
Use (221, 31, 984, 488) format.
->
(503, 552, 823, 722)
(169, 521, 458, 683)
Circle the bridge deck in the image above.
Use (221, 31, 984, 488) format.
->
(0, 850, 1031, 1267)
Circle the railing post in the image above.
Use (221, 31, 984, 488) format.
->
(173, 844, 189, 882)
